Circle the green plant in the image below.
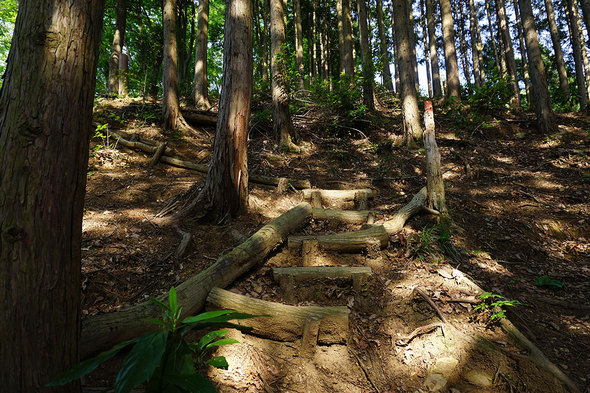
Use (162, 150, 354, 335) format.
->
(535, 275, 565, 289)
(474, 292, 523, 323)
(48, 287, 256, 393)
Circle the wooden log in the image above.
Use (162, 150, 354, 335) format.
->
(148, 142, 167, 167)
(301, 319, 321, 358)
(272, 266, 372, 282)
(81, 203, 313, 358)
(110, 131, 310, 189)
(383, 187, 427, 234)
(312, 208, 379, 224)
(180, 109, 218, 126)
(206, 287, 349, 344)
(423, 101, 446, 212)
(288, 225, 389, 253)
(302, 189, 375, 209)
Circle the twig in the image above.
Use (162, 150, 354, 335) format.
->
(351, 351, 380, 393)
(412, 287, 449, 324)
(396, 322, 444, 346)
(336, 125, 368, 139)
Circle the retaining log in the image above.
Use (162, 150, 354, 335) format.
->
(288, 225, 389, 253)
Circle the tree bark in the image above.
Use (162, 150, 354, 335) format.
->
(261, 0, 270, 84)
(270, 0, 296, 151)
(175, 0, 253, 223)
(485, 0, 502, 74)
(393, 0, 423, 145)
(423, 101, 446, 212)
(421, 0, 433, 96)
(338, 0, 355, 77)
(544, 0, 570, 98)
(193, 0, 212, 109)
(294, 0, 304, 88)
(469, 0, 482, 87)
(377, 0, 395, 91)
(454, 0, 472, 86)
(108, 0, 127, 96)
(289, 225, 390, 253)
(496, 0, 521, 106)
(440, 0, 461, 99)
(426, 0, 443, 96)
(566, 0, 589, 108)
(512, 0, 531, 103)
(163, 0, 193, 133)
(575, 2, 590, 102)
(82, 203, 313, 358)
(358, 0, 376, 110)
(0, 0, 105, 391)
(518, 0, 557, 133)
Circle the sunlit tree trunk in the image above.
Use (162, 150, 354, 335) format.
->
(408, 8, 419, 90)
(271, 0, 296, 150)
(294, 0, 304, 88)
(163, 0, 193, 133)
(311, 2, 318, 80)
(391, 5, 401, 93)
(426, 0, 442, 96)
(343, 0, 355, 77)
(518, 0, 557, 133)
(393, 0, 423, 144)
(513, 0, 530, 102)
(440, 0, 461, 98)
(0, 0, 104, 391)
(575, 3, 590, 101)
(320, 0, 330, 81)
(377, 0, 395, 90)
(566, 0, 588, 107)
(421, 0, 433, 96)
(469, 0, 482, 87)
(454, 0, 471, 86)
(358, 0, 375, 109)
(544, 0, 570, 98)
(193, 0, 211, 109)
(262, 0, 270, 84)
(578, 0, 590, 42)
(485, 0, 502, 74)
(496, 0, 520, 106)
(108, 0, 127, 96)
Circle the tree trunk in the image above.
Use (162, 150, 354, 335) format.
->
(270, 0, 296, 151)
(469, 0, 482, 87)
(454, 0, 472, 86)
(544, 0, 570, 98)
(426, 0, 443, 96)
(423, 101, 446, 212)
(575, 2, 590, 102)
(193, 0, 211, 109)
(261, 0, 270, 84)
(485, 0, 502, 74)
(311, 2, 318, 80)
(294, 0, 304, 88)
(393, 0, 423, 144)
(338, 0, 355, 78)
(377, 0, 395, 91)
(175, 0, 253, 223)
(440, 0, 461, 99)
(391, 6, 401, 94)
(496, 0, 521, 106)
(518, 0, 557, 133)
(512, 0, 531, 103)
(163, 0, 193, 133)
(421, 0, 433, 96)
(566, 0, 588, 108)
(0, 0, 104, 391)
(408, 8, 419, 90)
(358, 0, 375, 110)
(108, 0, 127, 96)
(320, 0, 331, 81)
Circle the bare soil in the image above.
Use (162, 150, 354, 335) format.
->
(83, 97, 589, 392)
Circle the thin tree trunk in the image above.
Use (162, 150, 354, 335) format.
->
(393, 0, 423, 145)
(377, 0, 395, 91)
(578, 0, 590, 43)
(513, 0, 531, 102)
(176, 0, 188, 83)
(108, 0, 127, 95)
(440, 0, 462, 98)
(485, 0, 502, 74)
(294, 0, 304, 88)
(262, 0, 270, 84)
(518, 0, 557, 133)
(496, 0, 520, 105)
(337, 0, 346, 76)
(320, 0, 330, 80)
(566, 0, 588, 107)
(392, 5, 401, 93)
(426, 0, 443, 96)
(575, 2, 590, 101)
(0, 0, 105, 391)
(358, 0, 376, 109)
(454, 0, 472, 86)
(474, 0, 486, 84)
(421, 0, 433, 96)
(408, 7, 419, 90)
(176, 0, 253, 223)
(343, 0, 355, 77)
(193, 0, 211, 109)
(163, 0, 193, 133)
(469, 0, 482, 87)
(184, 0, 196, 81)
(312, 2, 318, 80)
(544, 0, 570, 98)
(271, 0, 296, 150)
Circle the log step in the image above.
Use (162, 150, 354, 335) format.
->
(288, 225, 389, 254)
(206, 287, 348, 344)
(273, 266, 372, 295)
(312, 208, 379, 224)
(303, 189, 375, 209)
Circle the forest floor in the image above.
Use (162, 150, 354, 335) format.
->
(82, 96, 589, 392)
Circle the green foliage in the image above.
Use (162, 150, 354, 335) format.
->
(410, 214, 455, 263)
(0, 0, 18, 88)
(273, 43, 302, 99)
(48, 287, 257, 393)
(464, 73, 513, 114)
(474, 292, 523, 323)
(535, 275, 565, 289)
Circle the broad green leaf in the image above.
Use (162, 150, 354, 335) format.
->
(150, 297, 170, 311)
(182, 310, 243, 325)
(205, 356, 229, 369)
(169, 287, 178, 314)
(206, 338, 239, 349)
(47, 338, 137, 386)
(165, 374, 217, 393)
(164, 338, 197, 377)
(196, 329, 229, 351)
(114, 330, 169, 393)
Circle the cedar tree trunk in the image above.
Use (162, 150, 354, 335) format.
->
(357, 0, 375, 110)
(439, 0, 461, 99)
(377, 0, 395, 91)
(426, 0, 443, 96)
(193, 0, 212, 109)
